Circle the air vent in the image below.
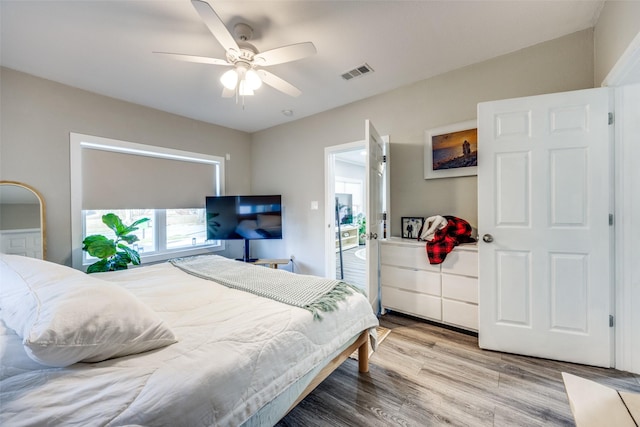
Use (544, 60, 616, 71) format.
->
(341, 63, 374, 81)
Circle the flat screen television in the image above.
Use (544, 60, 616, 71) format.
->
(335, 193, 353, 225)
(206, 195, 282, 262)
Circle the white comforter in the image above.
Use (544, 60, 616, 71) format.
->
(0, 262, 378, 426)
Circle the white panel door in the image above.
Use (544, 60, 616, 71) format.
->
(478, 87, 613, 367)
(0, 229, 43, 259)
(365, 120, 386, 309)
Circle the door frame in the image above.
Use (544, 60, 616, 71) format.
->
(324, 135, 389, 303)
(604, 30, 640, 374)
(612, 84, 640, 374)
(324, 141, 366, 283)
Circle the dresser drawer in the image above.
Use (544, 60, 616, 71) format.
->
(381, 265, 441, 296)
(382, 286, 442, 321)
(380, 243, 439, 272)
(442, 273, 478, 304)
(442, 299, 478, 331)
(441, 247, 478, 277)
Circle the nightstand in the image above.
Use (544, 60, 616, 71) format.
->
(249, 259, 291, 269)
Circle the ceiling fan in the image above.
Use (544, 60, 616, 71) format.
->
(155, 0, 316, 98)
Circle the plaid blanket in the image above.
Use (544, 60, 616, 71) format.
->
(170, 255, 362, 319)
(426, 216, 475, 264)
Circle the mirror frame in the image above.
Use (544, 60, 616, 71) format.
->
(0, 180, 47, 259)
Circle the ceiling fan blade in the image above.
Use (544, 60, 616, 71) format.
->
(254, 42, 317, 66)
(153, 51, 231, 66)
(221, 87, 235, 98)
(257, 70, 302, 97)
(191, 0, 239, 53)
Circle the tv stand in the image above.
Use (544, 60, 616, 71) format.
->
(236, 239, 258, 263)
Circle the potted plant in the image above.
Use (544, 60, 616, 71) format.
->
(82, 213, 150, 273)
(357, 214, 367, 245)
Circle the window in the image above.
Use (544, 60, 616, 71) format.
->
(84, 209, 155, 252)
(82, 208, 209, 264)
(165, 208, 207, 249)
(71, 133, 225, 268)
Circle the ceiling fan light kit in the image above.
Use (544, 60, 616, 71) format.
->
(221, 64, 262, 95)
(156, 0, 316, 103)
(220, 68, 239, 90)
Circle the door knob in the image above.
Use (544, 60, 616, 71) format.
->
(482, 234, 494, 243)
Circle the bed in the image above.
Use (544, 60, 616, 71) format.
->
(0, 253, 379, 426)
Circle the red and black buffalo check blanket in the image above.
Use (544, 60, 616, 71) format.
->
(426, 216, 475, 264)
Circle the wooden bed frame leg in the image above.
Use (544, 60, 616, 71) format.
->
(285, 330, 372, 415)
(358, 337, 369, 373)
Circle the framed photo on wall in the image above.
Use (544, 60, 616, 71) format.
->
(401, 217, 424, 239)
(424, 119, 478, 179)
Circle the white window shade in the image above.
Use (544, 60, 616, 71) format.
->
(82, 148, 217, 210)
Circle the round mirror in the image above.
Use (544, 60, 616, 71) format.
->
(0, 181, 46, 259)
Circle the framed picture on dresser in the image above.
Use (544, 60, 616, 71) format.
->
(401, 217, 424, 239)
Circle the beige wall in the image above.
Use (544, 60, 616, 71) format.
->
(0, 68, 252, 266)
(252, 30, 595, 276)
(0, 29, 599, 273)
(0, 204, 40, 230)
(594, 0, 640, 85)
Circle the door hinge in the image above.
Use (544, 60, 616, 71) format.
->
(609, 214, 614, 226)
(382, 155, 387, 163)
(382, 212, 387, 220)
(609, 315, 615, 327)
(608, 112, 614, 125)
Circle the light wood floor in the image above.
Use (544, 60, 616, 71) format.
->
(278, 312, 640, 426)
(336, 245, 366, 290)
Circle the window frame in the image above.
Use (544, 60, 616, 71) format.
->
(70, 133, 225, 270)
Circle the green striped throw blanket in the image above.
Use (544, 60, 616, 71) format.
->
(170, 255, 363, 319)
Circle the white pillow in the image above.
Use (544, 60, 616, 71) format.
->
(0, 254, 177, 367)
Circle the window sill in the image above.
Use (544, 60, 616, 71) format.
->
(82, 244, 222, 269)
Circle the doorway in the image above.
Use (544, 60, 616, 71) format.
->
(325, 143, 366, 291)
(325, 122, 388, 311)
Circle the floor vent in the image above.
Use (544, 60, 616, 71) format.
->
(341, 63, 374, 81)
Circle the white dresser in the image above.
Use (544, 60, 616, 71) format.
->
(380, 238, 478, 332)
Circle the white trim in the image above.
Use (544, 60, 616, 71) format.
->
(70, 133, 226, 270)
(614, 84, 640, 374)
(601, 30, 640, 374)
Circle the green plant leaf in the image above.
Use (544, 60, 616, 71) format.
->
(102, 213, 127, 235)
(83, 235, 116, 259)
(83, 213, 149, 271)
(118, 244, 141, 265)
(111, 252, 131, 270)
(129, 217, 150, 229)
(82, 234, 107, 250)
(119, 234, 139, 245)
(120, 218, 151, 237)
(86, 258, 110, 274)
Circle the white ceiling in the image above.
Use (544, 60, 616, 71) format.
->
(0, 0, 604, 133)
